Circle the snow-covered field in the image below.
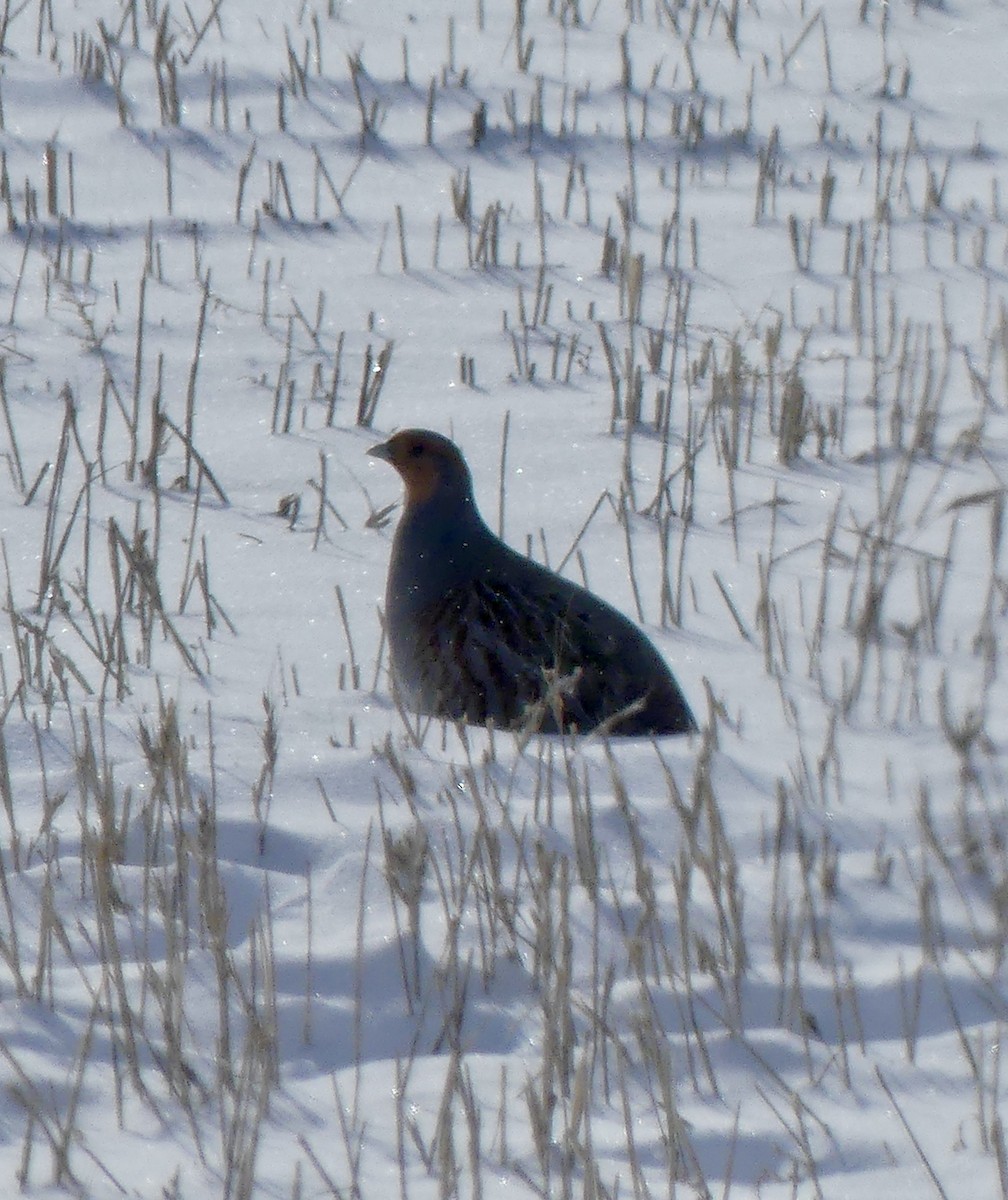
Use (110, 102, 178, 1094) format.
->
(0, 0, 1004, 1195)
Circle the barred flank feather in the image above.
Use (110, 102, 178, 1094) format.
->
(370, 430, 696, 737)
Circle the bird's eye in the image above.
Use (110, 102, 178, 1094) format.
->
(408, 443, 424, 458)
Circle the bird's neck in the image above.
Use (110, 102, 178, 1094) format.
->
(389, 492, 489, 614)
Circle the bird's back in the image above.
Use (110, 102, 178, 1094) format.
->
(388, 521, 696, 736)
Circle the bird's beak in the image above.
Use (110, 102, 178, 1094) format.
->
(367, 439, 393, 462)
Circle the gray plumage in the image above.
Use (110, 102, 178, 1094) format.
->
(369, 429, 696, 736)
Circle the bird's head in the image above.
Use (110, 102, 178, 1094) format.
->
(368, 429, 475, 509)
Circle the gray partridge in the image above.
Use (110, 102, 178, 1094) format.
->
(369, 429, 696, 736)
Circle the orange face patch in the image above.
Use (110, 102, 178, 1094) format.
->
(392, 454, 440, 505)
(370, 431, 452, 507)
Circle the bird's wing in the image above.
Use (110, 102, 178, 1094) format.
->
(474, 553, 696, 734)
(409, 559, 676, 731)
(414, 577, 566, 726)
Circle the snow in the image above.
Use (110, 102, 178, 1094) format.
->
(0, 0, 1004, 1195)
